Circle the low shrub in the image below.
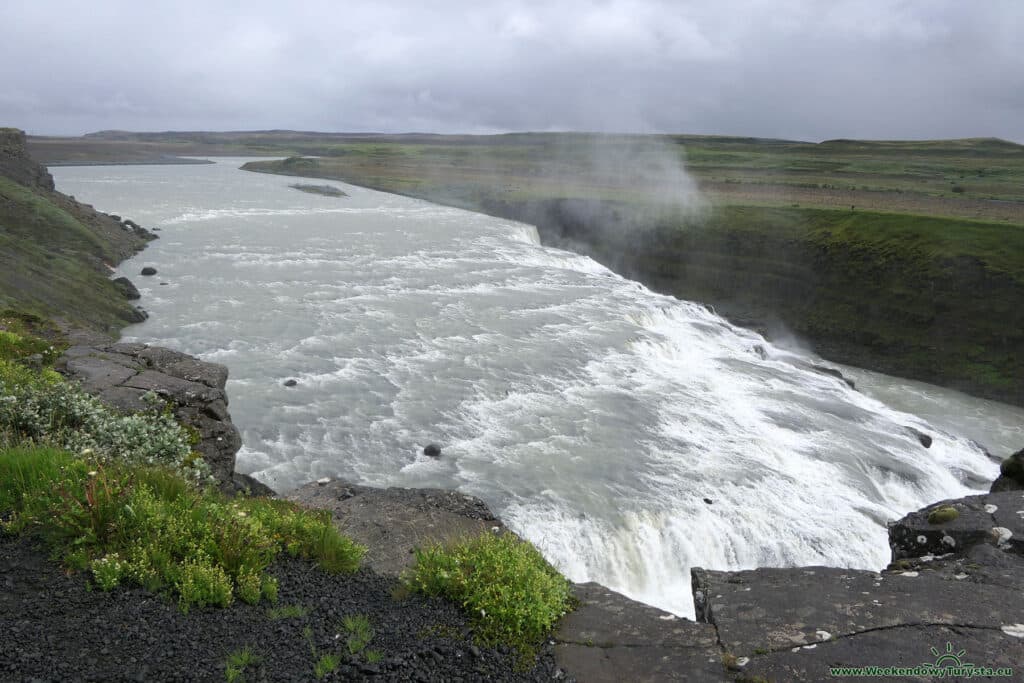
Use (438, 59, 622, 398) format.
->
(0, 357, 206, 482)
(1, 446, 365, 612)
(404, 531, 573, 654)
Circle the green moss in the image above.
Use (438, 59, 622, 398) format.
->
(927, 505, 960, 524)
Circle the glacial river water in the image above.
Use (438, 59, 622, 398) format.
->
(53, 159, 1024, 618)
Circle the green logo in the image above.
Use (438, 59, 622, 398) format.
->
(928, 642, 971, 669)
(827, 641, 1013, 678)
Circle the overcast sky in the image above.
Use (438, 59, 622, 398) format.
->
(2, 0, 1022, 141)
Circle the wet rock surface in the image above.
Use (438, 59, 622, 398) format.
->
(58, 341, 242, 485)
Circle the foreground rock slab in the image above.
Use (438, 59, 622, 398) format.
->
(288, 479, 504, 575)
(692, 487, 1024, 682)
(554, 582, 728, 682)
(58, 341, 248, 488)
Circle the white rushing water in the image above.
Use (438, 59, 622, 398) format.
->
(52, 159, 1022, 618)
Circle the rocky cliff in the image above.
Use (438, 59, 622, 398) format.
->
(0, 128, 55, 191)
(55, 329, 268, 493)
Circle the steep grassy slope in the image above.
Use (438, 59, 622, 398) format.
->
(0, 128, 151, 331)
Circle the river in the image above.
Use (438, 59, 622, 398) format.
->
(52, 158, 1023, 618)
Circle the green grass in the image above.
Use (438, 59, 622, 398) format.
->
(404, 531, 573, 655)
(0, 445, 365, 612)
(224, 646, 260, 683)
(341, 613, 375, 658)
(312, 653, 339, 679)
(267, 604, 310, 620)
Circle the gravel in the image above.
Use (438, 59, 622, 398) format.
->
(0, 532, 571, 682)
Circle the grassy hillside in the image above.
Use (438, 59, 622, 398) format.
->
(0, 128, 151, 331)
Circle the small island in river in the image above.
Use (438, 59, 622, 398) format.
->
(289, 182, 347, 197)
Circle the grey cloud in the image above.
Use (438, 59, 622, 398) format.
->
(1, 0, 1021, 140)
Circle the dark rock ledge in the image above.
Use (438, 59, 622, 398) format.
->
(57, 338, 267, 495)
(57, 336, 1024, 680)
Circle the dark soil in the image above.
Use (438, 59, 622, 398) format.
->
(0, 532, 569, 682)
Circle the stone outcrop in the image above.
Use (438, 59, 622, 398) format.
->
(111, 277, 141, 300)
(0, 128, 55, 191)
(553, 582, 727, 682)
(288, 478, 502, 575)
(991, 448, 1024, 492)
(690, 485, 1024, 681)
(57, 341, 247, 489)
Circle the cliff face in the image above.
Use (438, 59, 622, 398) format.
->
(0, 128, 55, 191)
(0, 128, 154, 331)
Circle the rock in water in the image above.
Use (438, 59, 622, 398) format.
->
(283, 378, 298, 387)
(991, 448, 1024, 492)
(810, 364, 855, 389)
(903, 426, 933, 449)
(140, 266, 157, 276)
(111, 276, 140, 300)
(424, 444, 442, 457)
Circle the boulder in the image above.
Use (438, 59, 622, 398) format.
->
(810, 364, 855, 389)
(111, 276, 140, 300)
(140, 266, 157, 276)
(423, 443, 442, 457)
(283, 378, 298, 387)
(225, 472, 276, 497)
(888, 491, 1023, 560)
(903, 425, 933, 449)
(121, 307, 148, 323)
(991, 448, 1024, 492)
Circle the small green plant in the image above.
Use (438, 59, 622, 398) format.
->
(267, 604, 309, 620)
(224, 646, 260, 683)
(0, 356, 206, 482)
(90, 552, 125, 591)
(365, 650, 383, 663)
(404, 531, 573, 655)
(313, 653, 339, 679)
(341, 614, 375, 657)
(927, 505, 960, 524)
